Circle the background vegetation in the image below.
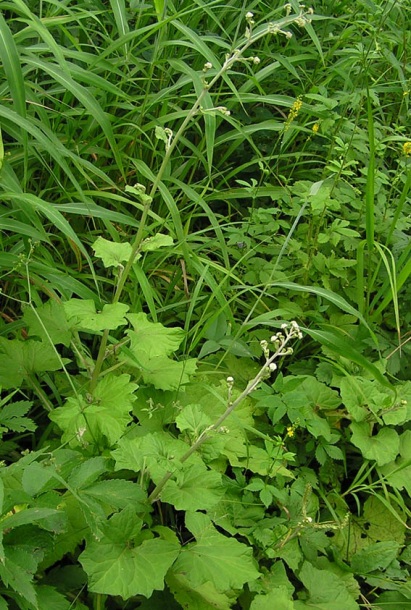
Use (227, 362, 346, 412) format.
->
(0, 0, 410, 608)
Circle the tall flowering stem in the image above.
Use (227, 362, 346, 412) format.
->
(148, 321, 303, 503)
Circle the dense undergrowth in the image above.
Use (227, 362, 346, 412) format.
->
(0, 0, 411, 608)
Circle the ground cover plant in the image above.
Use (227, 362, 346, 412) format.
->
(0, 0, 411, 608)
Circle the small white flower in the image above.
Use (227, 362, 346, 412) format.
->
(246, 11, 254, 19)
(269, 362, 277, 372)
(203, 61, 213, 71)
(227, 376, 234, 383)
(252, 56, 261, 65)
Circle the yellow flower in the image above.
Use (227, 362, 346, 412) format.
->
(403, 142, 411, 156)
(312, 122, 320, 134)
(284, 97, 303, 132)
(286, 426, 295, 438)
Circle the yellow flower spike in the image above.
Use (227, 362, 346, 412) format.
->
(312, 122, 320, 134)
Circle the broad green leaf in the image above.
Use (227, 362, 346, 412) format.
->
(141, 233, 174, 252)
(67, 457, 109, 490)
(176, 404, 213, 437)
(172, 512, 260, 592)
(81, 480, 148, 513)
(112, 432, 193, 483)
(122, 315, 197, 388)
(23, 301, 72, 347)
(0, 339, 63, 389)
(333, 496, 406, 558)
(0, 595, 7, 610)
(167, 572, 233, 610)
(79, 507, 180, 599)
(0, 508, 66, 533)
(161, 464, 224, 511)
(251, 587, 295, 610)
(141, 356, 197, 391)
(350, 423, 400, 466)
(374, 592, 411, 609)
(294, 562, 359, 610)
(36, 585, 71, 610)
(126, 313, 185, 358)
(340, 377, 393, 423)
(64, 299, 129, 332)
(50, 374, 137, 447)
(380, 430, 411, 494)
(92, 236, 132, 268)
(351, 541, 400, 574)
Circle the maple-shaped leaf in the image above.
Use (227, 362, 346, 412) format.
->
(141, 233, 173, 252)
(172, 512, 260, 592)
(126, 313, 184, 358)
(294, 561, 359, 610)
(92, 236, 132, 268)
(49, 374, 137, 447)
(64, 299, 129, 332)
(0, 339, 63, 389)
(79, 506, 180, 599)
(112, 431, 193, 483)
(140, 356, 197, 391)
(23, 300, 72, 347)
(167, 572, 233, 610)
(160, 463, 224, 511)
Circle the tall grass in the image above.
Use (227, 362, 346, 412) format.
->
(0, 0, 410, 369)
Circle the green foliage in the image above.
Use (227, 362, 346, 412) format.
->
(0, 0, 410, 608)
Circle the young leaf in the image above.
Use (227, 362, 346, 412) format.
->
(172, 512, 260, 592)
(92, 236, 132, 268)
(141, 233, 174, 252)
(79, 506, 180, 599)
(64, 299, 129, 332)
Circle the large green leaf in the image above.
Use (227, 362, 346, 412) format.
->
(50, 374, 137, 447)
(294, 562, 359, 610)
(64, 299, 129, 332)
(172, 512, 260, 592)
(126, 313, 185, 358)
(0, 338, 63, 389)
(250, 587, 295, 610)
(167, 572, 234, 610)
(92, 237, 132, 268)
(350, 423, 400, 466)
(79, 507, 180, 599)
(112, 432, 193, 483)
(23, 301, 72, 347)
(160, 463, 224, 511)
